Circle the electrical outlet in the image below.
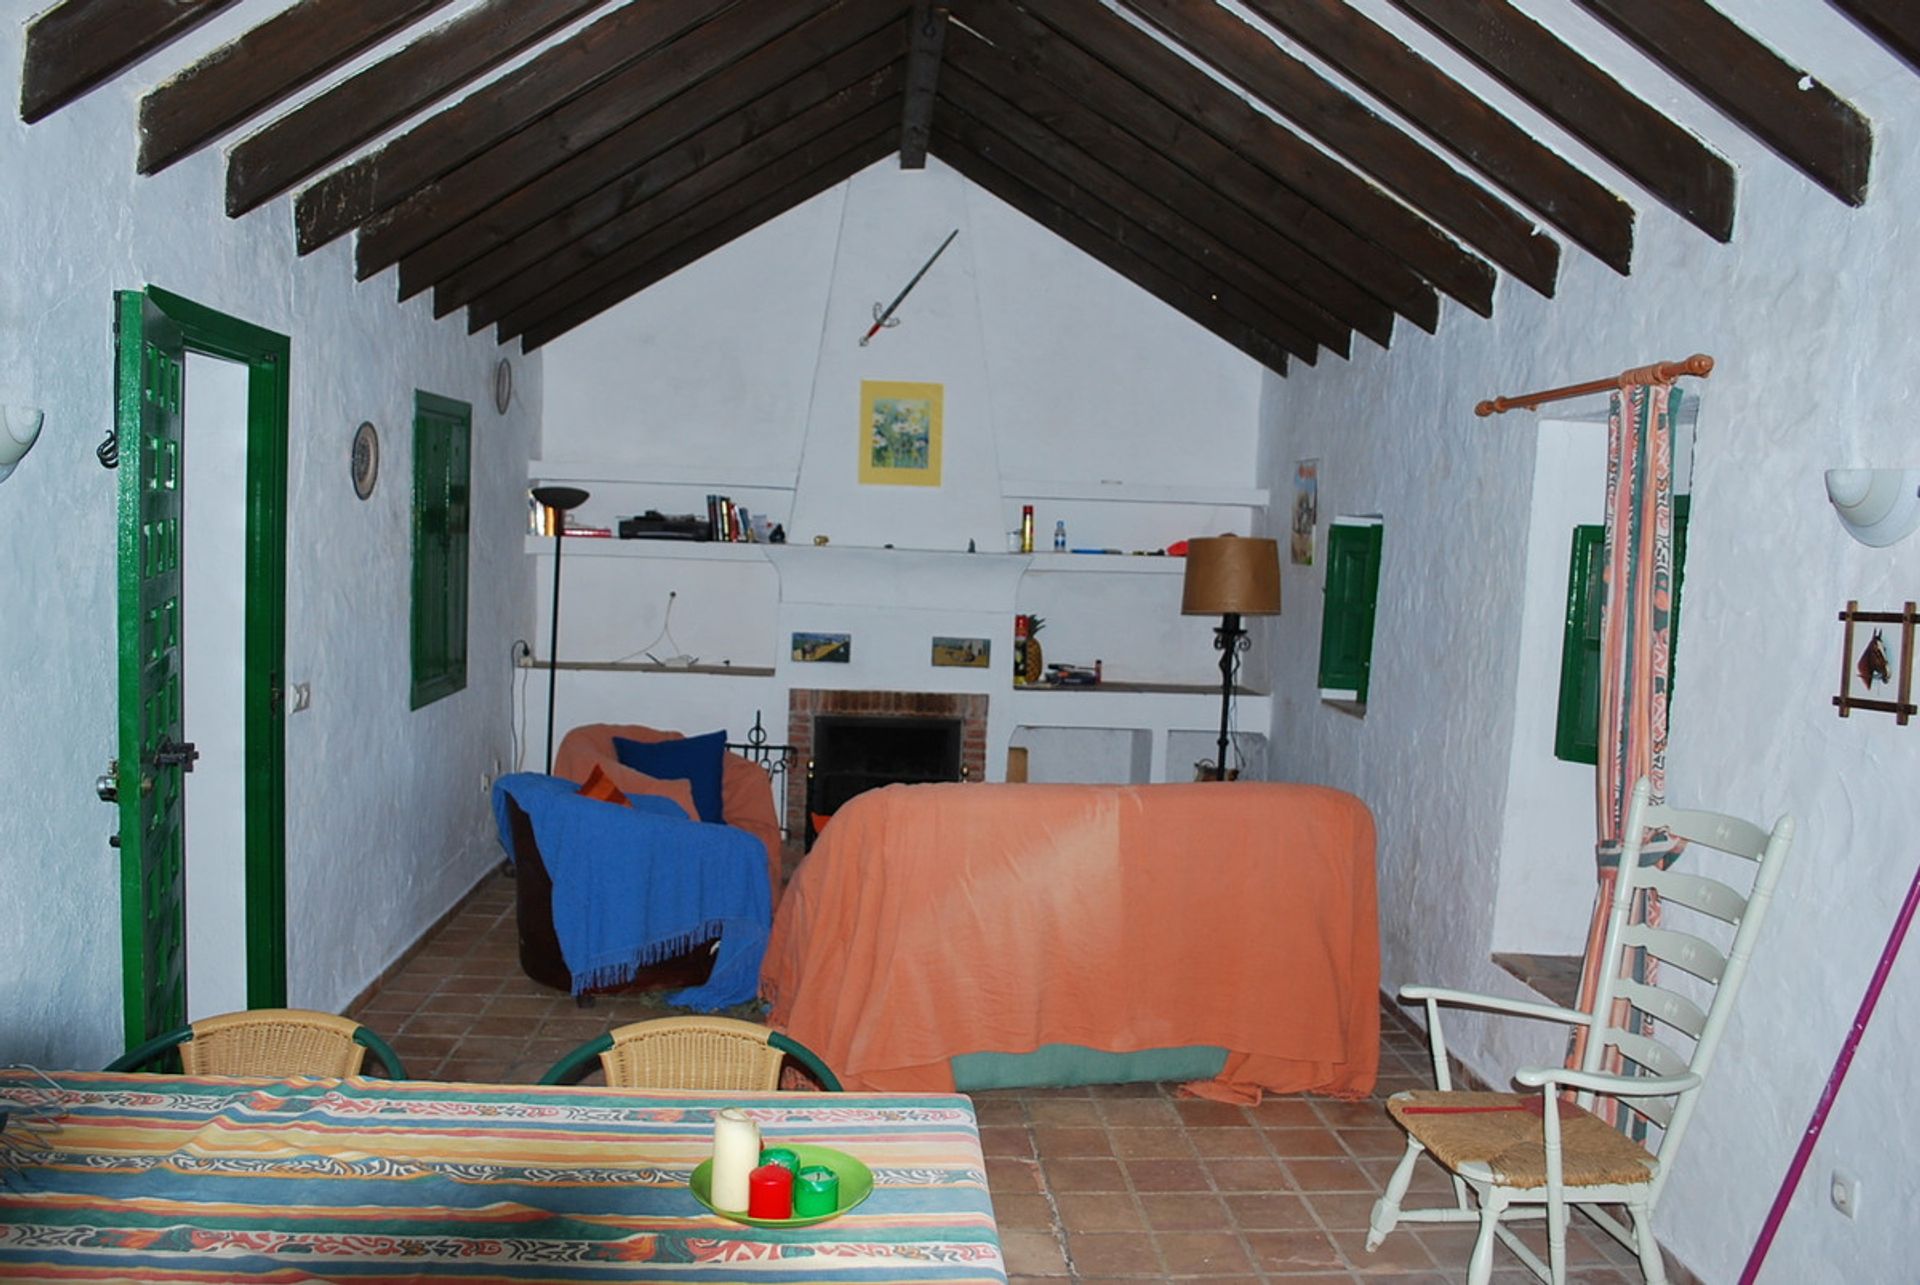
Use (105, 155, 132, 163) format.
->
(1830, 1169, 1860, 1219)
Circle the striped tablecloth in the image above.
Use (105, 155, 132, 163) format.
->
(0, 1070, 1006, 1283)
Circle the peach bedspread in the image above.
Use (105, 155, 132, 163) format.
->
(761, 781, 1379, 1103)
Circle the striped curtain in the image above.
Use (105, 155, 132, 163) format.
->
(1568, 379, 1684, 1132)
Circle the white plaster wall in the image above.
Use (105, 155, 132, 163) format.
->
(0, 5, 537, 1067)
(1259, 6, 1920, 1278)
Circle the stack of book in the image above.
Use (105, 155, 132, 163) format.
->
(705, 494, 760, 542)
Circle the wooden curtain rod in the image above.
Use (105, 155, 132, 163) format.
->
(1475, 353, 1714, 417)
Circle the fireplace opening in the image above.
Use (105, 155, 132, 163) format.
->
(808, 714, 962, 837)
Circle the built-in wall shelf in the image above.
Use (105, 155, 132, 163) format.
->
(529, 459, 798, 491)
(527, 538, 1187, 575)
(517, 655, 775, 678)
(1023, 553, 1184, 575)
(1016, 681, 1263, 695)
(525, 536, 768, 561)
(1002, 478, 1269, 506)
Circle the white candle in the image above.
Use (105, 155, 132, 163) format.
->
(710, 1108, 760, 1212)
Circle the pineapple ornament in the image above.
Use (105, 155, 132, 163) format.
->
(1022, 615, 1045, 686)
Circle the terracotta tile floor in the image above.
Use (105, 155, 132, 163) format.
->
(349, 870, 1648, 1283)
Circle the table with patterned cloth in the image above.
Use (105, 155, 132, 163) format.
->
(0, 1070, 1006, 1283)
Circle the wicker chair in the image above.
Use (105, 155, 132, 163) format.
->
(538, 1015, 841, 1091)
(106, 1008, 407, 1079)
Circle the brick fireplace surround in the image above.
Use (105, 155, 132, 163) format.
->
(784, 689, 988, 852)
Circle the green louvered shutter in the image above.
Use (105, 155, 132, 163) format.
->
(410, 392, 471, 709)
(1316, 517, 1383, 705)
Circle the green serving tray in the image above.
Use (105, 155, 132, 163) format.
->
(689, 1142, 874, 1228)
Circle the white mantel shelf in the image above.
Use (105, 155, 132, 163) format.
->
(526, 536, 1185, 573)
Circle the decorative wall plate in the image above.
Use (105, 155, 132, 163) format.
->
(494, 358, 514, 414)
(351, 420, 379, 500)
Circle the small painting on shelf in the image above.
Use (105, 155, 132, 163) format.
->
(859, 380, 942, 487)
(792, 631, 852, 664)
(931, 636, 991, 668)
(1291, 459, 1319, 566)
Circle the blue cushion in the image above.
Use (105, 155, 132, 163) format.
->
(613, 730, 728, 824)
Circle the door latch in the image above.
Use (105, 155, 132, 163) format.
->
(95, 759, 119, 803)
(153, 738, 200, 772)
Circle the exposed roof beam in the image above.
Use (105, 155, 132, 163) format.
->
(943, 37, 1351, 355)
(1119, 0, 1543, 303)
(458, 64, 903, 327)
(20, 0, 238, 124)
(517, 130, 900, 350)
(1832, 0, 1920, 71)
(225, 0, 609, 216)
(990, 0, 1451, 326)
(1390, 0, 1735, 241)
(1240, 0, 1636, 275)
(139, 0, 455, 175)
(954, 0, 1422, 339)
(935, 133, 1292, 375)
(293, 0, 721, 253)
(417, 26, 902, 310)
(898, 1, 948, 168)
(1574, 0, 1872, 206)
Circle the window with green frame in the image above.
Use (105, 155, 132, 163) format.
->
(1553, 495, 1689, 763)
(410, 391, 472, 709)
(1317, 517, 1384, 706)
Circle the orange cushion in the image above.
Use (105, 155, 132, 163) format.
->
(576, 764, 631, 807)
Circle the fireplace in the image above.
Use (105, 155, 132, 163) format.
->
(786, 689, 987, 848)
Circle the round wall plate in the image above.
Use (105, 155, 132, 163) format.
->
(494, 357, 514, 414)
(351, 420, 379, 500)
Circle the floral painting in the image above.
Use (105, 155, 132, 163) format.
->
(858, 380, 943, 486)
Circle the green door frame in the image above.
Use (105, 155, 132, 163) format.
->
(115, 286, 290, 1045)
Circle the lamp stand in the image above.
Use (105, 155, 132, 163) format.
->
(530, 486, 589, 774)
(1211, 611, 1249, 782)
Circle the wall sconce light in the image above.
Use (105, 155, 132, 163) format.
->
(0, 405, 45, 484)
(1826, 469, 1920, 547)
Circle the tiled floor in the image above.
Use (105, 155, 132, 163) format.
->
(349, 869, 1648, 1283)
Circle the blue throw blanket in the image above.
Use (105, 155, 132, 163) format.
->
(491, 773, 771, 1011)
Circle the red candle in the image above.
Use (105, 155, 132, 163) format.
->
(747, 1162, 794, 1219)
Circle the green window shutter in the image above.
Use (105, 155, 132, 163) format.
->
(411, 392, 472, 709)
(1317, 518, 1383, 704)
(1553, 497, 1688, 764)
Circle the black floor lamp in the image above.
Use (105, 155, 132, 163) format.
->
(1181, 534, 1281, 781)
(532, 485, 589, 774)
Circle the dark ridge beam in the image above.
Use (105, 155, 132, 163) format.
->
(1575, 0, 1871, 206)
(954, 0, 1416, 339)
(1119, 0, 1538, 304)
(937, 93, 1322, 363)
(20, 0, 238, 124)
(516, 132, 899, 351)
(226, 0, 608, 216)
(294, 0, 721, 254)
(899, 1, 948, 168)
(1240, 0, 1636, 275)
(1390, 0, 1735, 241)
(139, 0, 455, 175)
(941, 50, 1349, 356)
(458, 67, 903, 328)
(382, 0, 901, 293)
(933, 135, 1293, 375)
(990, 0, 1451, 330)
(489, 101, 898, 336)
(1832, 0, 1920, 72)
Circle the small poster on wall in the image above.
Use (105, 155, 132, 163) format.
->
(792, 632, 852, 663)
(1292, 458, 1320, 566)
(931, 636, 991, 668)
(859, 380, 943, 487)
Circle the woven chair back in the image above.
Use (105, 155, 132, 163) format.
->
(600, 1017, 787, 1090)
(180, 1008, 368, 1079)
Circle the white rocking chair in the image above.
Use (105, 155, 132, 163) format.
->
(1366, 777, 1795, 1284)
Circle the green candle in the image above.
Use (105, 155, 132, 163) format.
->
(758, 1147, 799, 1174)
(793, 1164, 839, 1217)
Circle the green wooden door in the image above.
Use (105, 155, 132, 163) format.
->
(114, 290, 191, 1047)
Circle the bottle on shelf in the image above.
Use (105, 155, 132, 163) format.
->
(1053, 519, 1067, 552)
(1020, 505, 1035, 553)
(1013, 614, 1029, 687)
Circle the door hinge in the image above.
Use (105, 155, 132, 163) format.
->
(153, 738, 200, 772)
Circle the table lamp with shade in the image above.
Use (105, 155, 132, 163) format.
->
(532, 485, 589, 773)
(1181, 534, 1281, 781)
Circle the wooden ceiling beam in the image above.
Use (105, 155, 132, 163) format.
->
(457, 65, 902, 327)
(1832, 0, 1920, 71)
(1390, 0, 1735, 241)
(934, 133, 1293, 375)
(515, 131, 899, 350)
(293, 0, 720, 254)
(139, 0, 455, 175)
(226, 0, 608, 216)
(355, 0, 866, 278)
(953, 0, 1428, 336)
(937, 88, 1324, 363)
(942, 41, 1353, 354)
(1574, 0, 1871, 206)
(1240, 0, 1636, 275)
(20, 0, 238, 124)
(1118, 0, 1544, 303)
(975, 0, 1451, 326)
(898, 1, 948, 168)
(385, 0, 902, 296)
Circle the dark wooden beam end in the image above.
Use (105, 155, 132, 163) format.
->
(898, 1, 948, 168)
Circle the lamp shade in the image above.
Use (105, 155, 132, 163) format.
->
(1182, 535, 1281, 615)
